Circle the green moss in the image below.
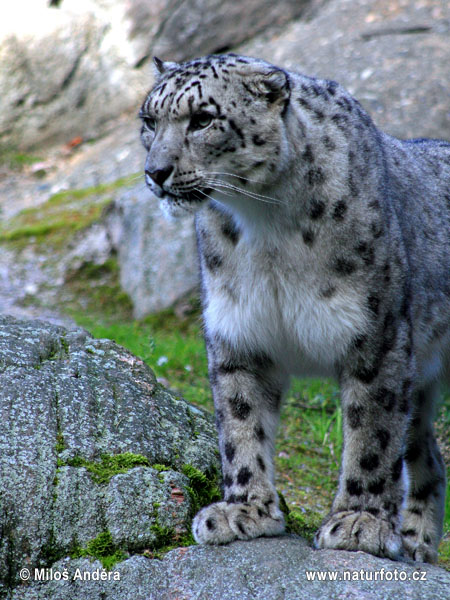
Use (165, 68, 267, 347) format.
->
(145, 516, 196, 560)
(60, 336, 70, 356)
(55, 433, 65, 454)
(181, 463, 221, 515)
(277, 490, 321, 541)
(149, 524, 174, 547)
(0, 173, 139, 249)
(285, 511, 323, 542)
(146, 532, 196, 560)
(62, 453, 151, 484)
(71, 531, 126, 570)
(151, 464, 172, 473)
(0, 148, 43, 170)
(0, 204, 110, 247)
(46, 174, 139, 205)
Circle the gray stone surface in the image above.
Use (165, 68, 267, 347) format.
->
(104, 468, 192, 550)
(148, 0, 314, 64)
(241, 0, 450, 141)
(10, 536, 450, 600)
(0, 4, 141, 150)
(115, 184, 199, 318)
(0, 0, 315, 150)
(52, 467, 104, 550)
(0, 316, 219, 597)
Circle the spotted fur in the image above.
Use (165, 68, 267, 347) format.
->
(140, 53, 450, 563)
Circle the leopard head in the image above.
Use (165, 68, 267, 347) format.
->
(139, 53, 291, 217)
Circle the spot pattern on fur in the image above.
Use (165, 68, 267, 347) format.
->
(140, 52, 450, 563)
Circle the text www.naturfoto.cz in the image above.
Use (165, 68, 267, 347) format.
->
(305, 568, 427, 582)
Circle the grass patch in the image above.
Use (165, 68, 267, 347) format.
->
(439, 538, 450, 570)
(275, 378, 342, 529)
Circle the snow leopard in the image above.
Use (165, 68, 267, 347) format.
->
(139, 53, 450, 563)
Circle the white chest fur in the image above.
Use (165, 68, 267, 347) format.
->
(203, 234, 367, 377)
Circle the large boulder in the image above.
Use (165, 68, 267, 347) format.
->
(143, 0, 315, 65)
(0, 315, 219, 597)
(0, 2, 140, 150)
(242, 0, 450, 140)
(10, 536, 450, 599)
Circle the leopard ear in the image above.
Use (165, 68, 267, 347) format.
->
(237, 62, 290, 104)
(153, 56, 178, 77)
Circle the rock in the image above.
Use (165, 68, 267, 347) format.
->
(0, 187, 122, 323)
(241, 0, 450, 140)
(10, 536, 450, 599)
(115, 185, 199, 318)
(0, 168, 199, 322)
(0, 2, 141, 151)
(0, 315, 219, 596)
(147, 0, 314, 64)
(0, 0, 315, 151)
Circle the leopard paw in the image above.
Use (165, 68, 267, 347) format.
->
(314, 510, 402, 560)
(192, 500, 285, 544)
(401, 529, 438, 563)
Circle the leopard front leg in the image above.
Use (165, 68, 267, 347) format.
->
(193, 341, 288, 544)
(314, 318, 413, 560)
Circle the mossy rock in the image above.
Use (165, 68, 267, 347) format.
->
(0, 315, 220, 593)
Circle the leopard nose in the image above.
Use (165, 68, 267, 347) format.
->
(145, 165, 174, 187)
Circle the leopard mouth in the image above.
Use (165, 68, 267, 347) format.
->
(160, 187, 212, 203)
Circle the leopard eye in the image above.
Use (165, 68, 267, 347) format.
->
(190, 112, 213, 130)
(142, 116, 156, 131)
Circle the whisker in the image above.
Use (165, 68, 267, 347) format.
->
(192, 187, 224, 203)
(204, 181, 279, 203)
(200, 171, 285, 204)
(200, 170, 264, 185)
(208, 187, 282, 206)
(202, 179, 285, 205)
(127, 174, 146, 183)
(202, 185, 234, 199)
